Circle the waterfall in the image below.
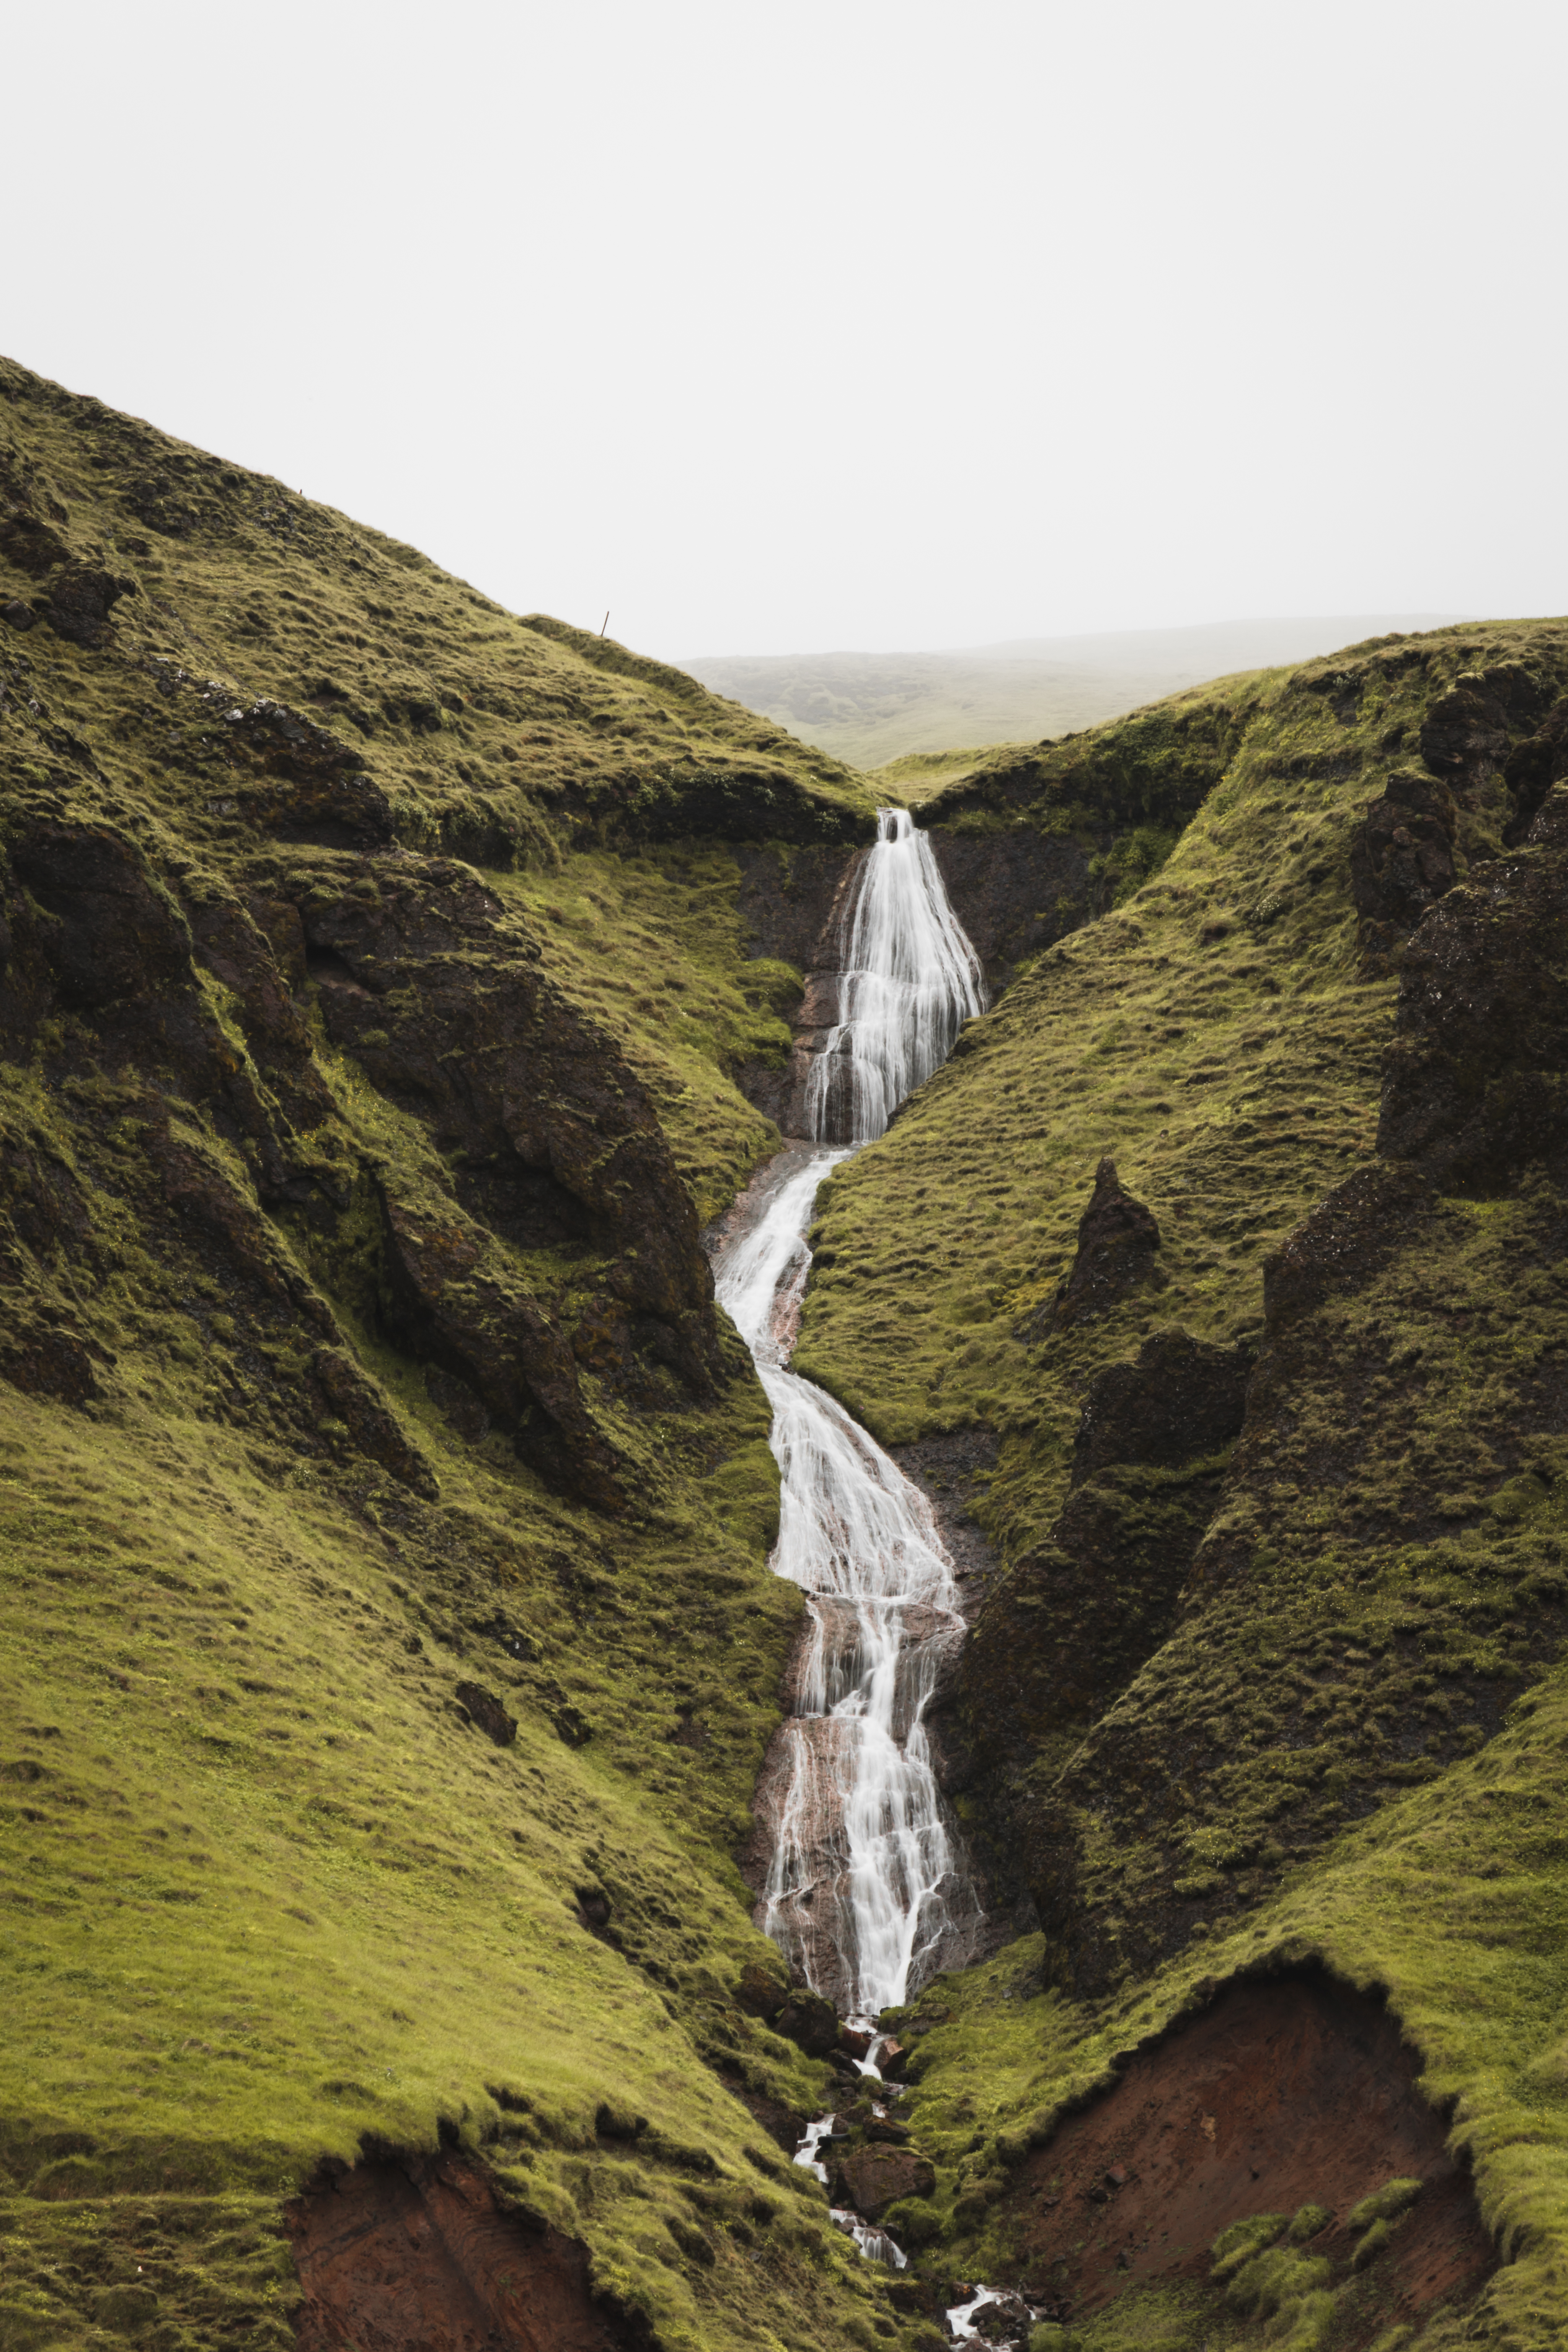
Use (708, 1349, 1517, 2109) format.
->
(804, 807, 986, 1147)
(711, 810, 987, 2018)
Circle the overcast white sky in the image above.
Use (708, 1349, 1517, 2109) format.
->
(8, 0, 1565, 658)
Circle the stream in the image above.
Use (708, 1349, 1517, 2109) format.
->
(708, 810, 998, 2299)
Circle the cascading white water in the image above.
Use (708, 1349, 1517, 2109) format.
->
(711, 809, 988, 2019)
(804, 807, 987, 1146)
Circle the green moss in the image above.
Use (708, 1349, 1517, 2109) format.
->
(496, 843, 798, 1224)
(1352, 2219, 1392, 2269)
(0, 359, 929, 2352)
(1346, 2179, 1423, 2231)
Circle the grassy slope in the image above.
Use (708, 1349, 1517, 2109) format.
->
(0, 359, 915, 2352)
(799, 620, 1568, 2348)
(6, 346, 1567, 2352)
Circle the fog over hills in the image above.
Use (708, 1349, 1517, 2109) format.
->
(685, 614, 1472, 769)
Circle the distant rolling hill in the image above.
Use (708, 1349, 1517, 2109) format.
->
(684, 614, 1472, 770)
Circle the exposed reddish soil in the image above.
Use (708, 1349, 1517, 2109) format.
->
(1010, 1974, 1494, 2342)
(286, 2153, 642, 2352)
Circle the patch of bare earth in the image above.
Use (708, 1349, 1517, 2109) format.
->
(286, 2154, 643, 2352)
(1012, 1975, 1493, 2341)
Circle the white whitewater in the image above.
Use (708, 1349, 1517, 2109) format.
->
(804, 807, 986, 1146)
(711, 808, 987, 2019)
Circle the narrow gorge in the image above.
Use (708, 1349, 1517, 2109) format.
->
(4, 354, 1568, 2352)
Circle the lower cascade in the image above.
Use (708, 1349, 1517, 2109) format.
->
(712, 807, 987, 2027)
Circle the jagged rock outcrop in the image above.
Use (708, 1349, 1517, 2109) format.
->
(956, 1332, 1251, 1921)
(220, 696, 396, 849)
(1501, 694, 1568, 844)
(0, 803, 727, 1508)
(1348, 771, 1457, 971)
(1016, 813, 1568, 1992)
(1028, 1156, 1163, 1331)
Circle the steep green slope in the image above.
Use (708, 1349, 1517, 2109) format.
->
(6, 337, 1568, 2352)
(0, 356, 910, 2352)
(799, 620, 1568, 2347)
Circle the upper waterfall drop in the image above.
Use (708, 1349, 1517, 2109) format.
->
(805, 808, 987, 1146)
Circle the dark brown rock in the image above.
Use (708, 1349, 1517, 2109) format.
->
(1377, 844, 1568, 1188)
(1419, 676, 1510, 781)
(958, 1330, 1253, 1936)
(454, 1681, 517, 1746)
(0, 1310, 103, 1409)
(282, 854, 719, 1379)
(188, 890, 330, 1132)
(1262, 1162, 1432, 1336)
(1348, 771, 1457, 970)
(971, 2293, 1033, 2343)
(722, 2078, 807, 2155)
(1035, 1157, 1162, 1330)
(836, 2144, 936, 2218)
(0, 508, 69, 577)
(42, 562, 136, 648)
(310, 1345, 439, 1497)
(928, 827, 1095, 992)
(378, 1183, 632, 1511)
(1070, 1331, 1254, 1488)
(2, 598, 35, 631)
(774, 1987, 840, 2058)
(734, 1960, 789, 2021)
(13, 822, 191, 1010)
(220, 699, 395, 850)
(1501, 695, 1568, 844)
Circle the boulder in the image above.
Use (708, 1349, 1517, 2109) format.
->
(42, 561, 136, 648)
(837, 2144, 936, 2219)
(454, 1681, 516, 1747)
(734, 1960, 788, 2021)
(775, 1988, 839, 2058)
(971, 2292, 1034, 2342)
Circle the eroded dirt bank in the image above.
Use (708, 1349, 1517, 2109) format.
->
(1010, 1973, 1493, 2338)
(287, 2154, 644, 2352)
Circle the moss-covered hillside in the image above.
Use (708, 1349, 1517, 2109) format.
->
(799, 619, 1568, 2348)
(0, 355, 907, 2352)
(5, 336, 1568, 2352)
